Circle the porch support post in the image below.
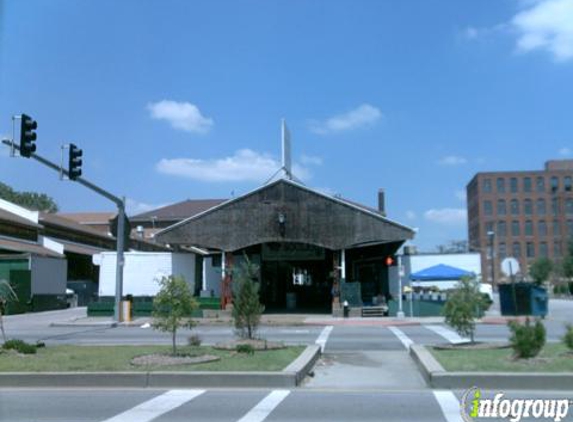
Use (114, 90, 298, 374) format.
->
(202, 256, 207, 291)
(340, 249, 346, 280)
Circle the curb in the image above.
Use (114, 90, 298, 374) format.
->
(410, 344, 573, 390)
(0, 345, 321, 389)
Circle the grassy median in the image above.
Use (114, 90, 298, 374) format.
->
(0, 345, 305, 372)
(430, 343, 573, 373)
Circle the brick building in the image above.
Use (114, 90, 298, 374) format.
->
(467, 160, 573, 286)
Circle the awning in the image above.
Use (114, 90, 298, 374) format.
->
(0, 237, 63, 258)
(410, 264, 475, 281)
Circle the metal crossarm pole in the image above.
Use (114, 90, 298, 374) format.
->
(2, 138, 126, 322)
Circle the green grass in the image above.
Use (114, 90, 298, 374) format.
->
(430, 343, 573, 373)
(0, 345, 305, 372)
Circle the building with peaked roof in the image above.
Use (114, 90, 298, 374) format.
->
(57, 212, 117, 235)
(130, 199, 226, 240)
(155, 179, 415, 312)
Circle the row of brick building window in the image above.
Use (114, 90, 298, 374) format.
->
(497, 241, 560, 259)
(484, 220, 573, 238)
(483, 176, 572, 194)
(484, 198, 573, 217)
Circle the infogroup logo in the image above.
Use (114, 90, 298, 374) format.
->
(460, 387, 571, 422)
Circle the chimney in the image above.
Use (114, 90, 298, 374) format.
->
(377, 189, 386, 216)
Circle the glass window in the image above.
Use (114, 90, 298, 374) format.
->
(540, 242, 548, 257)
(497, 221, 507, 237)
(497, 178, 505, 193)
(525, 220, 533, 236)
(536, 177, 545, 192)
(511, 221, 520, 236)
(526, 242, 535, 258)
(568, 220, 573, 236)
(484, 200, 493, 216)
(551, 176, 559, 192)
(524, 177, 532, 192)
(552, 198, 560, 216)
(483, 178, 492, 193)
(554, 241, 562, 257)
(512, 242, 521, 258)
(497, 199, 506, 216)
(510, 199, 519, 215)
(553, 220, 561, 236)
(485, 222, 494, 234)
(510, 177, 518, 193)
(567, 199, 573, 215)
(524, 199, 533, 215)
(498, 242, 507, 259)
(536, 198, 546, 215)
(538, 220, 547, 236)
(566, 176, 572, 192)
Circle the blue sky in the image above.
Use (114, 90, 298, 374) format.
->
(1, 0, 573, 251)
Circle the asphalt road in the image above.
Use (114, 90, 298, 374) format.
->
(2, 388, 573, 422)
(2, 299, 573, 421)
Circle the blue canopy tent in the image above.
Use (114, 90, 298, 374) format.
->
(410, 264, 475, 281)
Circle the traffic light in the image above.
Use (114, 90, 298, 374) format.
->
(385, 255, 397, 266)
(68, 143, 83, 180)
(19, 114, 37, 158)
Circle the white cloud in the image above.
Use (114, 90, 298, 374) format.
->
(156, 149, 311, 183)
(465, 26, 480, 40)
(147, 100, 213, 133)
(438, 155, 467, 166)
(559, 147, 571, 156)
(424, 208, 467, 225)
(126, 198, 167, 215)
(309, 104, 382, 135)
(512, 0, 573, 61)
(406, 210, 417, 220)
(455, 190, 467, 202)
(300, 154, 323, 165)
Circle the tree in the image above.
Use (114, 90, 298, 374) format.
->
(443, 277, 488, 344)
(152, 275, 198, 355)
(0, 182, 58, 212)
(0, 280, 17, 342)
(232, 257, 264, 339)
(562, 240, 573, 281)
(529, 257, 553, 286)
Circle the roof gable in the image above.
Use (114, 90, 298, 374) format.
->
(156, 179, 414, 251)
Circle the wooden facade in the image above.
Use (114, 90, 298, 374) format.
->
(156, 180, 415, 311)
(157, 179, 414, 252)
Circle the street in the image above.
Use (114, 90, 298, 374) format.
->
(1, 299, 573, 421)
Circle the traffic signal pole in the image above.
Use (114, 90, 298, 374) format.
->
(2, 138, 126, 322)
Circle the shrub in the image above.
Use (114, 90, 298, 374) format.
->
(443, 277, 488, 343)
(152, 275, 198, 355)
(187, 334, 202, 347)
(232, 256, 264, 340)
(236, 344, 255, 355)
(2, 339, 37, 354)
(563, 324, 573, 351)
(508, 318, 546, 359)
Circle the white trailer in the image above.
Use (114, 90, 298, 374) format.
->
(93, 252, 197, 297)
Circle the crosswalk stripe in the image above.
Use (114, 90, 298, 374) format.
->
(315, 325, 333, 352)
(101, 389, 205, 422)
(425, 325, 469, 344)
(387, 326, 414, 349)
(433, 390, 464, 422)
(236, 389, 290, 422)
